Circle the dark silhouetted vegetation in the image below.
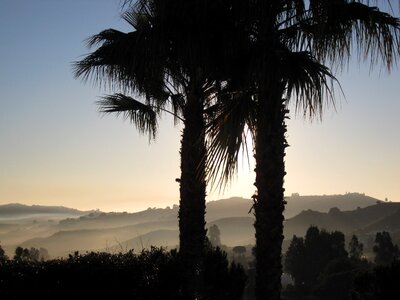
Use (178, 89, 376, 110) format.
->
(349, 235, 364, 261)
(351, 260, 400, 300)
(284, 226, 348, 298)
(283, 227, 400, 300)
(0, 246, 246, 300)
(208, 224, 222, 247)
(13, 246, 49, 262)
(0, 244, 7, 264)
(373, 231, 399, 266)
(73, 1, 246, 296)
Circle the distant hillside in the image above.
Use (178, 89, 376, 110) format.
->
(285, 193, 381, 218)
(58, 207, 178, 230)
(284, 202, 400, 238)
(205, 197, 253, 221)
(0, 203, 88, 219)
(0, 193, 395, 257)
(207, 193, 382, 219)
(360, 208, 400, 234)
(19, 219, 180, 257)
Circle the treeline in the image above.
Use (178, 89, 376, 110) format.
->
(0, 245, 245, 299)
(1, 226, 399, 300)
(0, 245, 50, 263)
(282, 226, 400, 300)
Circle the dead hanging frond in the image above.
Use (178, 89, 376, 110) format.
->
(205, 89, 256, 190)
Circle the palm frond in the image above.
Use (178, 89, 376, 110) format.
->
(85, 29, 126, 48)
(122, 1, 153, 30)
(303, 0, 400, 70)
(170, 93, 185, 124)
(98, 93, 158, 140)
(72, 29, 140, 93)
(281, 50, 339, 119)
(206, 91, 256, 189)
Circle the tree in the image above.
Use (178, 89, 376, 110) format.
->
(284, 226, 348, 298)
(207, 2, 400, 299)
(351, 260, 400, 300)
(74, 1, 241, 297)
(232, 246, 246, 257)
(28, 247, 40, 262)
(310, 257, 364, 300)
(13, 247, 41, 262)
(0, 244, 8, 264)
(39, 247, 50, 261)
(284, 235, 306, 289)
(349, 235, 364, 260)
(14, 246, 23, 262)
(373, 231, 400, 266)
(232, 246, 247, 267)
(208, 225, 221, 247)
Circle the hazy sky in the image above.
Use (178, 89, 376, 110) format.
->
(1, 0, 399, 212)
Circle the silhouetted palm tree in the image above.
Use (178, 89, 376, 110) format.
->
(74, 1, 242, 297)
(207, 1, 400, 299)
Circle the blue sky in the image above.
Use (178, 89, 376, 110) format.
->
(0, 0, 399, 212)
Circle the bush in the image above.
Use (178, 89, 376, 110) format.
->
(0, 247, 246, 299)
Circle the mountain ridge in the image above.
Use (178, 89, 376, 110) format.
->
(1, 193, 397, 257)
(0, 203, 91, 218)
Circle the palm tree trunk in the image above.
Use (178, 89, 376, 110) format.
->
(178, 84, 207, 298)
(253, 80, 287, 300)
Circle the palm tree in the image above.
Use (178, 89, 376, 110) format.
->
(74, 1, 241, 297)
(207, 1, 400, 299)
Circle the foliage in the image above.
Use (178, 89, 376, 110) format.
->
(349, 235, 364, 260)
(282, 226, 399, 300)
(0, 247, 246, 300)
(208, 224, 222, 247)
(285, 226, 348, 288)
(373, 231, 400, 266)
(308, 257, 371, 300)
(0, 244, 8, 264)
(203, 245, 247, 300)
(13, 246, 48, 262)
(351, 261, 400, 300)
(284, 226, 348, 298)
(233, 246, 247, 256)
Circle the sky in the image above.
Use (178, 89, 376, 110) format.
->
(0, 0, 399, 212)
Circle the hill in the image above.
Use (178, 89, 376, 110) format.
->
(58, 207, 178, 230)
(18, 219, 180, 257)
(284, 202, 400, 238)
(207, 193, 381, 219)
(0, 203, 89, 220)
(0, 193, 395, 257)
(284, 193, 381, 218)
(360, 207, 400, 234)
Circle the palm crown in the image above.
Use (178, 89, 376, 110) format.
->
(205, 1, 399, 299)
